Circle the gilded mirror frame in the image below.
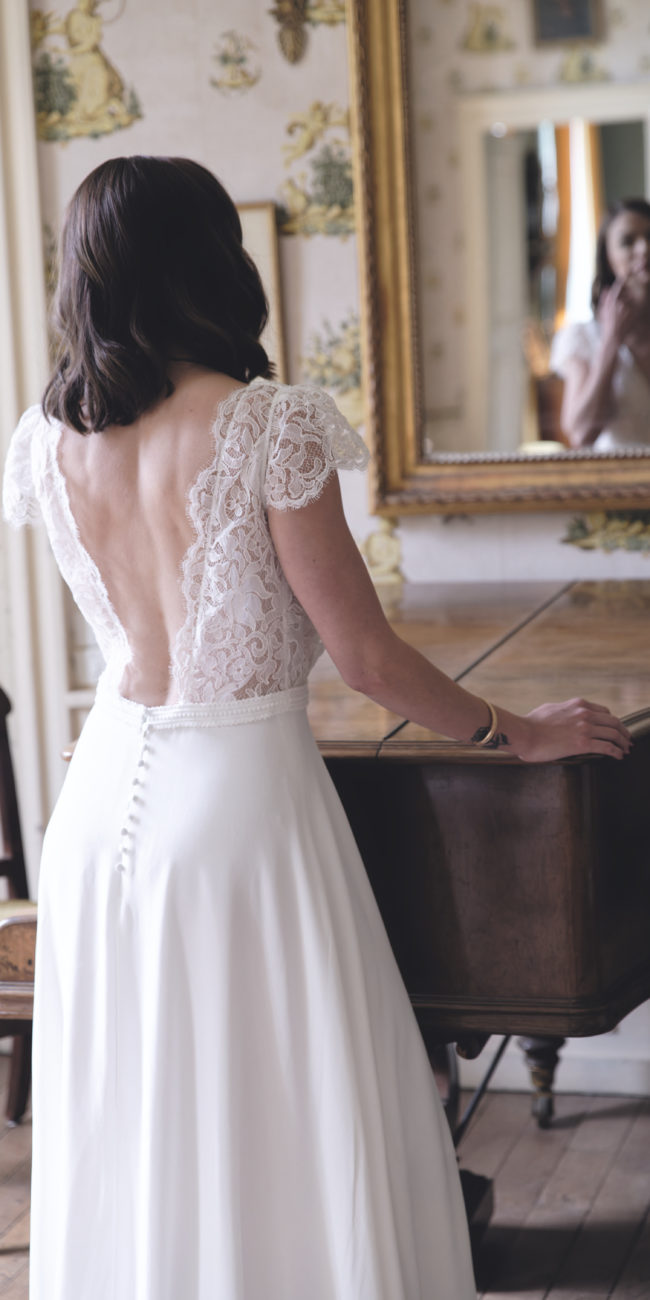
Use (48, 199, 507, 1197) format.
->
(347, 0, 650, 515)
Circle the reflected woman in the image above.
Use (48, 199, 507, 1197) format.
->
(551, 197, 650, 451)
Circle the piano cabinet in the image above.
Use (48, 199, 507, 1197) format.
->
(324, 718, 650, 1119)
(311, 581, 650, 1124)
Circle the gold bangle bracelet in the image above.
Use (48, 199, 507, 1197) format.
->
(474, 700, 499, 747)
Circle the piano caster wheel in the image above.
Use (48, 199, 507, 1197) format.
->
(518, 1035, 565, 1129)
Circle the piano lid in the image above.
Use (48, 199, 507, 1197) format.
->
(393, 581, 650, 748)
(309, 580, 561, 751)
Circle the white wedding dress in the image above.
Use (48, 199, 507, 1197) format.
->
(3, 380, 476, 1300)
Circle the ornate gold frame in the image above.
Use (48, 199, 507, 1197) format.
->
(346, 0, 650, 515)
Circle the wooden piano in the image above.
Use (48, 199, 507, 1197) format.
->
(308, 579, 650, 1129)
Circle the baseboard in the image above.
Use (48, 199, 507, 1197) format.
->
(457, 1037, 650, 1097)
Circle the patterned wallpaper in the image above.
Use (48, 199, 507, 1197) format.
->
(27, 0, 650, 601)
(29, 0, 356, 415)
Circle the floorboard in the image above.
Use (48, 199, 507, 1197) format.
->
(0, 1058, 30, 1298)
(458, 1093, 650, 1300)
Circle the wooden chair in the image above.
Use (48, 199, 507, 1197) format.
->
(0, 688, 37, 1124)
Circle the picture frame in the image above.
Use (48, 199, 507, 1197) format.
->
(532, 0, 604, 45)
(236, 202, 288, 383)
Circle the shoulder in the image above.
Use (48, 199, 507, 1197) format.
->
(550, 319, 599, 375)
(9, 404, 49, 442)
(237, 378, 367, 461)
(262, 382, 368, 511)
(245, 378, 345, 417)
(265, 381, 366, 454)
(5, 402, 53, 468)
(2, 405, 51, 527)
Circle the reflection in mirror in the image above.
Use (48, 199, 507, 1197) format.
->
(455, 83, 650, 461)
(486, 118, 646, 456)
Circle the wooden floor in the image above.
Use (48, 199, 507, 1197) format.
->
(0, 1055, 647, 1298)
(0, 1059, 30, 1299)
(458, 1090, 650, 1299)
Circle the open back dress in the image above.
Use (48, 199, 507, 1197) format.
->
(3, 379, 476, 1300)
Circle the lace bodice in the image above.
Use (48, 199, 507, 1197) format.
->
(2, 380, 368, 703)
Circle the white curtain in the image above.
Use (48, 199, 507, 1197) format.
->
(564, 118, 603, 323)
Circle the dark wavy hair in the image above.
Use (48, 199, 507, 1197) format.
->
(591, 196, 650, 312)
(43, 156, 274, 433)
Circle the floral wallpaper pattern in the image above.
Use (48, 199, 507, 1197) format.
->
(301, 310, 362, 426)
(306, 1, 346, 25)
(461, 5, 516, 52)
(210, 31, 261, 93)
(564, 512, 650, 554)
(277, 102, 354, 236)
(269, 0, 346, 62)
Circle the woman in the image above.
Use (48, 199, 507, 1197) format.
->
(3, 157, 630, 1300)
(551, 197, 650, 450)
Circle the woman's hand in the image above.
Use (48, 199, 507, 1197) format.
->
(599, 278, 645, 348)
(514, 698, 632, 764)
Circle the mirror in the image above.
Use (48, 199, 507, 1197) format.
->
(347, 0, 650, 513)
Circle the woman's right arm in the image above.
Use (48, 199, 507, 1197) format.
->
(560, 281, 636, 447)
(268, 477, 632, 763)
(560, 350, 618, 448)
(561, 345, 621, 448)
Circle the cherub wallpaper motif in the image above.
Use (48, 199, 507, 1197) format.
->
(277, 101, 354, 237)
(31, 1, 141, 142)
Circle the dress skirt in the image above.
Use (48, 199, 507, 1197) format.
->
(30, 686, 476, 1300)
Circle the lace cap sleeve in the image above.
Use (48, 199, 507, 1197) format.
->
(2, 406, 43, 528)
(550, 321, 597, 378)
(264, 385, 369, 511)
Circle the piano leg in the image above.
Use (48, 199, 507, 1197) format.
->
(518, 1035, 566, 1128)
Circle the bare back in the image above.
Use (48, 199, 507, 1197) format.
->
(4, 376, 368, 710)
(57, 366, 247, 706)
